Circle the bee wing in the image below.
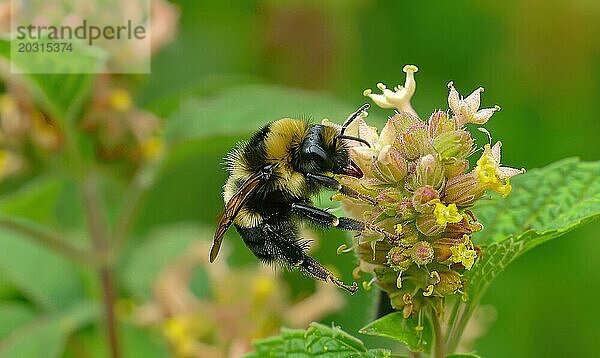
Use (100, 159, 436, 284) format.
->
(210, 172, 263, 262)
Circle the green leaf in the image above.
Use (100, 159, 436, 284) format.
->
(0, 301, 98, 358)
(0, 177, 62, 227)
(121, 323, 171, 358)
(445, 354, 482, 358)
(246, 322, 392, 357)
(467, 158, 600, 299)
(0, 302, 36, 339)
(0, 226, 86, 310)
(359, 312, 433, 353)
(139, 74, 259, 118)
(0, 39, 9, 59)
(164, 84, 385, 143)
(0, 175, 86, 232)
(121, 224, 212, 298)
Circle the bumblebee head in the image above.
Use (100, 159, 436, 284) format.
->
(298, 104, 371, 178)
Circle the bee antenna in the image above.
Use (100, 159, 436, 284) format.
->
(334, 104, 370, 148)
(340, 103, 370, 135)
(337, 135, 371, 147)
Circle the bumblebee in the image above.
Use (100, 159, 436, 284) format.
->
(210, 105, 374, 293)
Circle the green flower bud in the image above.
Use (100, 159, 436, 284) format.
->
(433, 269, 463, 295)
(356, 239, 392, 265)
(416, 212, 445, 236)
(433, 130, 474, 160)
(433, 238, 458, 262)
(396, 123, 432, 160)
(408, 154, 445, 191)
(387, 247, 412, 272)
(411, 185, 440, 213)
(401, 293, 421, 318)
(388, 291, 405, 311)
(375, 216, 401, 234)
(445, 215, 482, 240)
(444, 158, 470, 178)
(389, 111, 421, 134)
(444, 172, 485, 206)
(395, 200, 417, 221)
(375, 188, 403, 207)
(433, 247, 452, 263)
(399, 224, 420, 245)
(411, 241, 434, 266)
(427, 110, 454, 138)
(374, 266, 401, 292)
(372, 145, 408, 183)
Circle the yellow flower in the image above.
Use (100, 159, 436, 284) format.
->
(251, 274, 277, 304)
(162, 316, 198, 357)
(432, 200, 462, 225)
(394, 223, 403, 235)
(140, 136, 164, 161)
(475, 142, 524, 196)
(109, 88, 133, 112)
(0, 150, 22, 181)
(450, 235, 477, 270)
(0, 150, 8, 173)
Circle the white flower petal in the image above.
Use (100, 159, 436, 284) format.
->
(357, 118, 380, 144)
(464, 87, 483, 114)
(447, 81, 461, 115)
(378, 118, 398, 146)
(402, 64, 418, 98)
(491, 141, 502, 163)
(497, 166, 525, 179)
(365, 65, 419, 115)
(366, 93, 395, 109)
(349, 147, 376, 173)
(472, 106, 499, 125)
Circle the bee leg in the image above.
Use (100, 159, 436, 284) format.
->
(291, 202, 365, 231)
(260, 223, 358, 294)
(297, 256, 358, 294)
(306, 172, 376, 205)
(291, 202, 402, 241)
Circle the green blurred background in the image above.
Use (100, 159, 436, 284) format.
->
(2, 0, 600, 357)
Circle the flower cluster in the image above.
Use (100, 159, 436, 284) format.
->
(80, 81, 164, 164)
(0, 81, 163, 184)
(332, 65, 524, 318)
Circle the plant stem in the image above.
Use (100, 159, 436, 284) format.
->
(430, 309, 445, 358)
(99, 266, 120, 358)
(59, 91, 121, 357)
(112, 165, 155, 255)
(0, 217, 93, 265)
(445, 301, 466, 352)
(445, 296, 481, 353)
(445, 290, 486, 353)
(81, 173, 121, 358)
(408, 351, 421, 358)
(445, 297, 461, 336)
